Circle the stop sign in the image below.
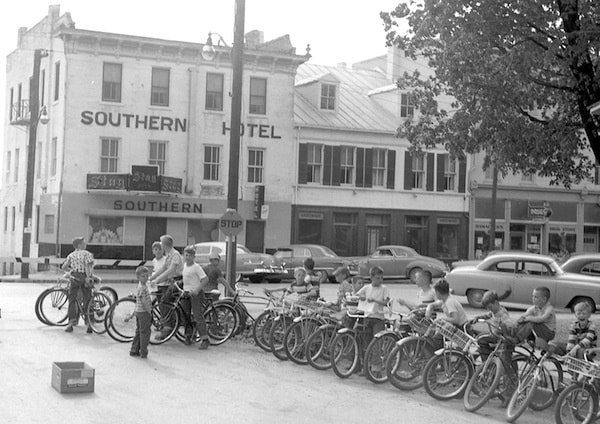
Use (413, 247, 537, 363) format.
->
(219, 210, 244, 236)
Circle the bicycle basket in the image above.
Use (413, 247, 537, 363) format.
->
(563, 356, 600, 378)
(434, 320, 472, 350)
(406, 313, 433, 334)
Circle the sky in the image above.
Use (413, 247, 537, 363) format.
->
(0, 0, 404, 178)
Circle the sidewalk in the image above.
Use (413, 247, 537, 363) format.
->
(0, 269, 138, 284)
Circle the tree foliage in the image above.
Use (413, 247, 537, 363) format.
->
(381, 0, 600, 186)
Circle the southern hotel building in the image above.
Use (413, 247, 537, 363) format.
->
(2, 6, 600, 275)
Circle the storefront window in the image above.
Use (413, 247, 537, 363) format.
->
(406, 215, 427, 254)
(366, 214, 390, 253)
(187, 219, 219, 245)
(88, 216, 123, 244)
(333, 213, 357, 256)
(548, 230, 575, 259)
(437, 224, 458, 260)
(297, 212, 324, 244)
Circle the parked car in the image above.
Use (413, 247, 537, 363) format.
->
(445, 251, 600, 311)
(558, 252, 600, 277)
(273, 244, 355, 282)
(193, 242, 285, 283)
(352, 245, 447, 282)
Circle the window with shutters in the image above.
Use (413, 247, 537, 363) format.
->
(307, 144, 322, 183)
(340, 146, 354, 184)
(444, 156, 456, 190)
(412, 153, 425, 189)
(372, 149, 386, 187)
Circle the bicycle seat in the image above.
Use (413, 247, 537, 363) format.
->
(207, 289, 221, 296)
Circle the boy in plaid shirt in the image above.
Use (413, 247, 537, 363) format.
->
(563, 301, 597, 358)
(128, 266, 153, 358)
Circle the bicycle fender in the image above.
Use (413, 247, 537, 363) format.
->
(373, 329, 400, 340)
(337, 327, 355, 336)
(317, 323, 337, 332)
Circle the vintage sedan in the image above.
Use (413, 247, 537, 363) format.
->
(193, 242, 285, 283)
(354, 245, 447, 282)
(273, 244, 354, 282)
(558, 253, 600, 277)
(445, 251, 600, 311)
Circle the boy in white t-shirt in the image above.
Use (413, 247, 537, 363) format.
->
(356, 266, 391, 342)
(182, 245, 210, 350)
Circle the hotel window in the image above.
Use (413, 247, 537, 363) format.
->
(102, 63, 122, 102)
(320, 83, 336, 110)
(151, 68, 170, 106)
(12, 207, 16, 231)
(444, 156, 457, 190)
(5, 151, 10, 184)
(149, 141, 167, 174)
(401, 93, 414, 118)
(40, 69, 45, 106)
(44, 214, 54, 234)
(14, 149, 19, 183)
(50, 137, 57, 176)
(372, 149, 386, 187)
(54, 62, 60, 101)
(307, 144, 323, 183)
(101, 137, 119, 172)
(412, 153, 425, 189)
(248, 148, 264, 184)
(249, 77, 267, 114)
(206, 73, 224, 111)
(340, 146, 354, 184)
(203, 145, 221, 181)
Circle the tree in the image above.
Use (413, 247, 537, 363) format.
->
(381, 0, 600, 186)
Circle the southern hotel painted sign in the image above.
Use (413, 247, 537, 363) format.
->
(80, 110, 282, 138)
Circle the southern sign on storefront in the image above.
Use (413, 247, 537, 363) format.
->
(80, 110, 187, 132)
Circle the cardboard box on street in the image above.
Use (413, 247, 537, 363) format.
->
(51, 362, 95, 393)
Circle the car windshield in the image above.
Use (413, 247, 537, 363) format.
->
(391, 246, 418, 257)
(319, 246, 338, 257)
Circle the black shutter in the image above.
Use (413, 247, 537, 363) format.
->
(426, 153, 434, 191)
(386, 149, 396, 189)
(323, 145, 333, 186)
(356, 148, 365, 187)
(404, 151, 412, 190)
(332, 146, 341, 186)
(437, 153, 447, 192)
(364, 149, 373, 188)
(298, 143, 308, 184)
(458, 158, 467, 193)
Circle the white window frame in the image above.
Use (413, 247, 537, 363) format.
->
(307, 144, 322, 184)
(412, 153, 425, 189)
(249, 77, 267, 115)
(149, 140, 167, 175)
(102, 62, 122, 102)
(203, 145, 221, 181)
(151, 67, 170, 107)
(248, 148, 264, 184)
(444, 156, 457, 191)
(372, 148, 387, 187)
(320, 83, 336, 110)
(100, 137, 119, 172)
(206, 73, 224, 111)
(401, 93, 415, 118)
(340, 146, 354, 185)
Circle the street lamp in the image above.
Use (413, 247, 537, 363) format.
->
(14, 48, 49, 278)
(202, 0, 245, 289)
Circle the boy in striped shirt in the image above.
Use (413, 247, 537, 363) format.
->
(128, 266, 153, 358)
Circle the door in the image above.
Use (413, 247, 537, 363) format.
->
(245, 220, 265, 253)
(513, 260, 558, 306)
(144, 218, 167, 260)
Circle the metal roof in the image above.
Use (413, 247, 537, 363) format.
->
(294, 63, 400, 133)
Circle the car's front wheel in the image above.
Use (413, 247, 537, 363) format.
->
(466, 289, 486, 308)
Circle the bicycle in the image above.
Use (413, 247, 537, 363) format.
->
(217, 282, 274, 337)
(251, 287, 292, 351)
(385, 309, 436, 391)
(35, 273, 114, 334)
(283, 300, 331, 365)
(422, 320, 479, 401)
(463, 320, 535, 412)
(268, 293, 306, 360)
(554, 350, 600, 424)
(506, 336, 565, 423)
(149, 282, 237, 345)
(35, 271, 117, 326)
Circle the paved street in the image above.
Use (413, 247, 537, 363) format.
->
(0, 279, 559, 424)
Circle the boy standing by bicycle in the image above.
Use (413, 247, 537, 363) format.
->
(182, 246, 210, 350)
(356, 266, 390, 342)
(61, 236, 95, 333)
(129, 266, 152, 358)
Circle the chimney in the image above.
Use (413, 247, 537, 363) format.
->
(17, 27, 27, 48)
(386, 45, 404, 81)
(245, 30, 264, 48)
(48, 4, 60, 22)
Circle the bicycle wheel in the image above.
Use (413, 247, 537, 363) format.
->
(386, 336, 434, 391)
(205, 303, 237, 345)
(529, 356, 564, 411)
(423, 350, 472, 400)
(86, 292, 112, 334)
(284, 318, 320, 365)
(99, 285, 119, 303)
(464, 357, 504, 412)
(363, 333, 399, 384)
(37, 287, 69, 326)
(555, 383, 599, 424)
(105, 296, 136, 342)
(506, 362, 539, 423)
(149, 303, 179, 344)
(269, 315, 293, 360)
(35, 288, 53, 325)
(331, 331, 359, 379)
(306, 324, 337, 371)
(252, 310, 275, 351)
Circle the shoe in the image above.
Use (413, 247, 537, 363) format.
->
(129, 351, 140, 357)
(184, 336, 192, 345)
(140, 354, 148, 359)
(65, 325, 73, 333)
(86, 327, 93, 334)
(198, 339, 209, 350)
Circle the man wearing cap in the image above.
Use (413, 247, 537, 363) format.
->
(61, 237, 95, 333)
(203, 253, 235, 298)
